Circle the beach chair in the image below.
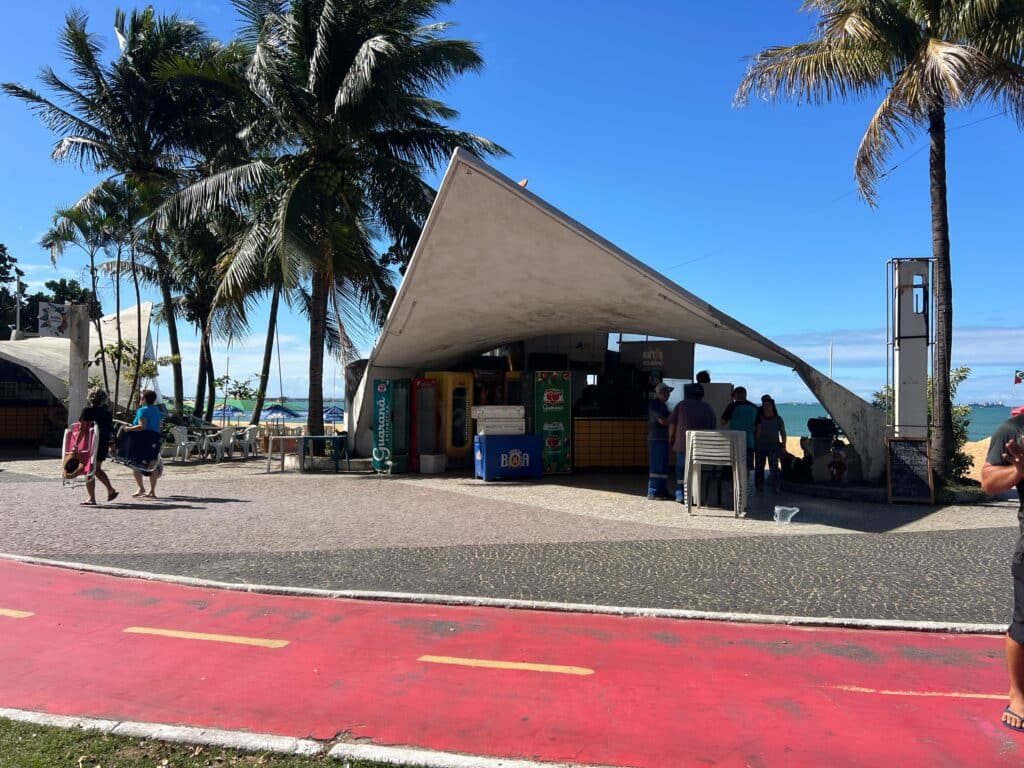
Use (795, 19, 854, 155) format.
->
(170, 426, 199, 463)
(234, 425, 259, 458)
(61, 421, 99, 488)
(113, 429, 164, 475)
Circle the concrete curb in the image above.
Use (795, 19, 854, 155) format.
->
(0, 707, 609, 767)
(0, 707, 322, 755)
(328, 742, 612, 766)
(0, 552, 1005, 635)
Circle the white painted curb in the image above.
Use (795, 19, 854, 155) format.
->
(0, 708, 322, 755)
(0, 552, 1004, 634)
(0, 708, 611, 767)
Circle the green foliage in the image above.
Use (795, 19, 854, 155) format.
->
(871, 366, 974, 481)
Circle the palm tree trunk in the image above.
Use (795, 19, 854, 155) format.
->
(130, 244, 143, 411)
(149, 235, 184, 417)
(251, 282, 280, 425)
(113, 246, 123, 414)
(307, 269, 328, 446)
(88, 250, 109, 393)
(194, 340, 207, 420)
(204, 336, 216, 418)
(928, 104, 954, 482)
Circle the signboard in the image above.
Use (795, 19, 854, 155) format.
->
(619, 340, 694, 379)
(372, 379, 393, 472)
(531, 371, 572, 474)
(886, 437, 934, 504)
(38, 302, 69, 337)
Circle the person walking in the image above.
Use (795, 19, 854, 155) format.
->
(982, 405, 1024, 733)
(646, 382, 673, 500)
(754, 396, 786, 492)
(77, 388, 118, 506)
(122, 389, 164, 498)
(668, 383, 717, 503)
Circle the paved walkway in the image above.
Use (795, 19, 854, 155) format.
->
(1, 559, 1018, 767)
(0, 454, 1018, 624)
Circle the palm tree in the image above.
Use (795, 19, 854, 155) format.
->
(3, 8, 223, 417)
(39, 201, 114, 391)
(735, 0, 1024, 480)
(170, 0, 506, 439)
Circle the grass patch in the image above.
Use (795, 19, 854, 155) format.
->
(0, 717, 395, 768)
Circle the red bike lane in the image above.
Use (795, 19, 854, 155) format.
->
(0, 558, 1018, 766)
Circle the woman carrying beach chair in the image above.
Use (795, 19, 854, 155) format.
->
(117, 389, 164, 498)
(63, 387, 119, 505)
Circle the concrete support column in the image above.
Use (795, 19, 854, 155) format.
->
(67, 304, 89, 427)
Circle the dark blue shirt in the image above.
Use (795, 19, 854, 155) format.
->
(648, 399, 669, 441)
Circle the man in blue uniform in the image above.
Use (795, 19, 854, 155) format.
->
(647, 382, 673, 499)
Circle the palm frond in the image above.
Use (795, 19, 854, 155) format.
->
(160, 160, 279, 225)
(735, 39, 891, 106)
(854, 75, 920, 205)
(333, 35, 395, 112)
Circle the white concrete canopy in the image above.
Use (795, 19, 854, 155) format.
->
(0, 303, 154, 409)
(355, 150, 887, 479)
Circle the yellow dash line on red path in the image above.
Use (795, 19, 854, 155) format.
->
(123, 626, 289, 648)
(418, 655, 594, 676)
(833, 685, 1003, 700)
(0, 609, 34, 619)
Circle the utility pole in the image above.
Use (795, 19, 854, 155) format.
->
(67, 303, 89, 427)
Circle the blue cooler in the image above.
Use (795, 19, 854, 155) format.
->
(474, 435, 543, 481)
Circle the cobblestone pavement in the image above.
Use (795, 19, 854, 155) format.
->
(1, 454, 1018, 624)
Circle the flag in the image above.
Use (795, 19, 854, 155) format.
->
(1016, 370, 1024, 385)
(37, 302, 69, 337)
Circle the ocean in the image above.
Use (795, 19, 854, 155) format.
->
(211, 399, 1012, 443)
(776, 403, 1013, 442)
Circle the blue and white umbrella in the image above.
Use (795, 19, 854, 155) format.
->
(323, 405, 345, 423)
(264, 403, 301, 421)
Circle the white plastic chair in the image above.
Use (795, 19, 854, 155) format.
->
(235, 425, 259, 458)
(170, 426, 198, 463)
(202, 427, 235, 461)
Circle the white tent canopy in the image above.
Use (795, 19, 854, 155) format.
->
(0, 303, 155, 409)
(354, 150, 886, 479)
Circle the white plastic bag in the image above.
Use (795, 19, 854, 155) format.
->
(773, 505, 799, 523)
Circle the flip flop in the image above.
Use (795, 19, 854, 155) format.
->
(132, 490, 146, 498)
(1003, 706, 1024, 732)
(107, 490, 119, 502)
(80, 500, 97, 506)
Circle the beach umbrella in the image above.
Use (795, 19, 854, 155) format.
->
(323, 405, 345, 423)
(265, 403, 300, 420)
(212, 403, 244, 424)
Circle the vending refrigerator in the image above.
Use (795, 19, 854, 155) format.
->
(525, 371, 572, 474)
(371, 378, 410, 473)
(410, 377, 440, 473)
(424, 371, 474, 467)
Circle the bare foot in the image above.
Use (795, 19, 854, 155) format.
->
(144, 492, 157, 498)
(132, 490, 146, 498)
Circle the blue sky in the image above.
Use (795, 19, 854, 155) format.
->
(2, 1, 1022, 404)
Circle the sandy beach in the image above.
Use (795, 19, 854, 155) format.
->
(785, 436, 991, 483)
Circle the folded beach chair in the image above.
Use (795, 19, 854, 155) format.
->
(113, 429, 164, 475)
(61, 421, 99, 488)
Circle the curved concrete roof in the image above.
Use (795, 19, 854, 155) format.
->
(357, 151, 886, 479)
(0, 303, 153, 407)
(374, 150, 794, 371)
